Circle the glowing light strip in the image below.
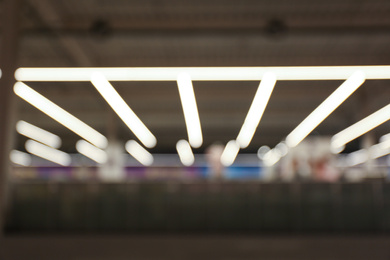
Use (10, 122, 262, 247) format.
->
(176, 139, 195, 166)
(14, 82, 108, 149)
(331, 103, 390, 152)
(346, 139, 390, 166)
(220, 140, 240, 167)
(125, 140, 154, 166)
(16, 120, 62, 148)
(25, 140, 71, 166)
(76, 140, 107, 164)
(236, 72, 276, 148)
(10, 150, 32, 166)
(91, 73, 156, 148)
(286, 70, 365, 148)
(177, 73, 203, 148)
(14, 66, 390, 81)
(0, 69, 2, 78)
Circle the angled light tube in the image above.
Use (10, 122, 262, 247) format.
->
(10, 150, 32, 166)
(25, 140, 71, 166)
(236, 72, 276, 148)
(16, 120, 61, 148)
(91, 73, 157, 148)
(14, 66, 390, 81)
(286, 70, 365, 148)
(76, 140, 108, 164)
(263, 148, 282, 167)
(346, 139, 390, 166)
(14, 82, 108, 149)
(125, 140, 154, 166)
(177, 73, 203, 148)
(176, 139, 195, 166)
(220, 140, 240, 167)
(331, 103, 390, 152)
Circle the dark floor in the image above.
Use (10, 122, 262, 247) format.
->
(2, 234, 390, 260)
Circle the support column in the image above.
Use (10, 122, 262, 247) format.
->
(0, 0, 21, 245)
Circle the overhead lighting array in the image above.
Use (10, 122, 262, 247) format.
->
(14, 82, 108, 149)
(10, 150, 31, 166)
(331, 103, 390, 153)
(16, 120, 61, 148)
(91, 72, 156, 148)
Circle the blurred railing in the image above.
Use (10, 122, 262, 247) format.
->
(5, 180, 390, 233)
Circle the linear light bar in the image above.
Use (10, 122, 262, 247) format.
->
(0, 69, 2, 78)
(263, 149, 282, 167)
(91, 73, 156, 148)
(379, 133, 390, 143)
(177, 73, 203, 148)
(76, 140, 107, 164)
(14, 82, 108, 149)
(125, 140, 154, 166)
(176, 139, 195, 166)
(236, 72, 276, 148)
(25, 140, 71, 166)
(331, 103, 390, 152)
(14, 66, 390, 81)
(220, 140, 240, 167)
(9, 150, 32, 166)
(286, 70, 365, 148)
(346, 139, 390, 166)
(16, 120, 61, 148)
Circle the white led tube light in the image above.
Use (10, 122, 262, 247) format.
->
(16, 120, 61, 148)
(25, 140, 71, 166)
(236, 72, 276, 148)
(14, 82, 108, 149)
(76, 140, 108, 164)
(14, 66, 390, 81)
(125, 140, 154, 166)
(220, 140, 240, 167)
(10, 150, 32, 166)
(331, 103, 390, 152)
(177, 73, 203, 148)
(91, 72, 156, 148)
(176, 139, 195, 166)
(286, 70, 365, 148)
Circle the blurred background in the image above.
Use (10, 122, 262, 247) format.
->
(1, 0, 390, 259)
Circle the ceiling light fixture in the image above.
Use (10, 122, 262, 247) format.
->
(14, 82, 108, 149)
(14, 66, 390, 81)
(16, 120, 62, 148)
(76, 140, 108, 164)
(177, 73, 203, 148)
(9, 150, 32, 166)
(25, 140, 71, 166)
(176, 139, 195, 166)
(91, 72, 157, 148)
(125, 140, 154, 166)
(286, 70, 365, 148)
(236, 72, 276, 148)
(220, 140, 240, 167)
(331, 103, 390, 153)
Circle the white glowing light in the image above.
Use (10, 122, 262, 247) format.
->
(379, 133, 390, 143)
(0, 69, 2, 78)
(331, 103, 390, 152)
(257, 145, 271, 160)
(177, 73, 203, 148)
(91, 73, 156, 148)
(25, 140, 71, 166)
(220, 140, 240, 167)
(236, 72, 277, 148)
(16, 120, 61, 148)
(286, 70, 365, 148)
(14, 82, 108, 149)
(14, 66, 390, 81)
(76, 140, 107, 164)
(345, 138, 390, 166)
(263, 149, 282, 167)
(125, 140, 154, 166)
(176, 139, 195, 166)
(10, 150, 32, 166)
(346, 149, 369, 167)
